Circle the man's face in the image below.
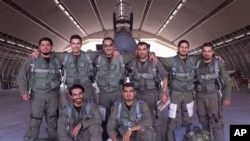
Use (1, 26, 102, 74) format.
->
(70, 88, 84, 106)
(177, 42, 189, 56)
(70, 38, 82, 54)
(39, 40, 52, 56)
(123, 86, 136, 102)
(103, 39, 115, 56)
(202, 46, 214, 61)
(137, 45, 149, 59)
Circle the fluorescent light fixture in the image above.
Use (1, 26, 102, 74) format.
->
(216, 42, 224, 46)
(225, 39, 233, 43)
(64, 11, 70, 16)
(76, 25, 80, 28)
(58, 4, 65, 11)
(177, 3, 183, 9)
(247, 32, 250, 35)
(0, 38, 5, 42)
(73, 21, 77, 25)
(169, 15, 174, 20)
(173, 9, 178, 15)
(182, 0, 187, 3)
(235, 34, 245, 39)
(7, 40, 16, 45)
(25, 46, 33, 50)
(69, 16, 74, 21)
(54, 0, 59, 4)
(17, 44, 25, 47)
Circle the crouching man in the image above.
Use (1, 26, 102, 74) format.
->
(58, 84, 103, 141)
(107, 83, 156, 141)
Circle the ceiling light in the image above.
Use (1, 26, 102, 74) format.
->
(17, 44, 25, 47)
(235, 34, 245, 39)
(25, 46, 33, 50)
(7, 40, 16, 45)
(173, 9, 178, 15)
(0, 38, 5, 42)
(58, 4, 65, 11)
(247, 32, 250, 35)
(64, 11, 70, 16)
(225, 39, 233, 43)
(54, 0, 59, 4)
(169, 15, 174, 20)
(69, 16, 74, 21)
(216, 42, 224, 46)
(177, 3, 183, 9)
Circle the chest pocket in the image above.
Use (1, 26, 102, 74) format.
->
(78, 61, 86, 70)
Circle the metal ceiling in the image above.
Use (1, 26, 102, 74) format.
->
(0, 0, 249, 51)
(0, 0, 250, 88)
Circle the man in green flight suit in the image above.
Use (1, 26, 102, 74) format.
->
(195, 43, 232, 141)
(58, 84, 103, 141)
(127, 41, 169, 141)
(159, 40, 200, 141)
(107, 82, 156, 141)
(31, 35, 102, 107)
(17, 37, 61, 141)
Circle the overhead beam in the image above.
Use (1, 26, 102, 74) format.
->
(2, 0, 69, 42)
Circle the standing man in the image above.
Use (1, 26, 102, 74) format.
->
(195, 43, 232, 141)
(159, 40, 199, 141)
(55, 35, 99, 104)
(58, 84, 103, 141)
(107, 83, 156, 141)
(94, 37, 135, 139)
(127, 42, 169, 140)
(31, 35, 101, 106)
(17, 37, 61, 141)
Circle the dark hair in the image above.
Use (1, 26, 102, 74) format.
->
(123, 82, 135, 91)
(69, 84, 85, 95)
(178, 40, 189, 48)
(137, 42, 150, 48)
(201, 42, 214, 50)
(70, 34, 82, 43)
(39, 37, 53, 46)
(102, 37, 114, 45)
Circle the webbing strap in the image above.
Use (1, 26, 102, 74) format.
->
(66, 105, 72, 132)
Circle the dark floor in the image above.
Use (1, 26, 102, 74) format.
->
(0, 87, 249, 141)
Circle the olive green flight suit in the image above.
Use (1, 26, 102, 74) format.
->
(58, 101, 103, 141)
(94, 53, 135, 139)
(159, 55, 199, 141)
(195, 59, 232, 141)
(17, 53, 61, 141)
(107, 99, 156, 141)
(128, 58, 168, 141)
(55, 51, 98, 106)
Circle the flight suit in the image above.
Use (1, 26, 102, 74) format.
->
(128, 58, 168, 141)
(58, 101, 103, 141)
(159, 55, 199, 141)
(55, 51, 98, 107)
(195, 59, 232, 141)
(107, 99, 156, 141)
(17, 53, 61, 141)
(94, 53, 135, 139)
